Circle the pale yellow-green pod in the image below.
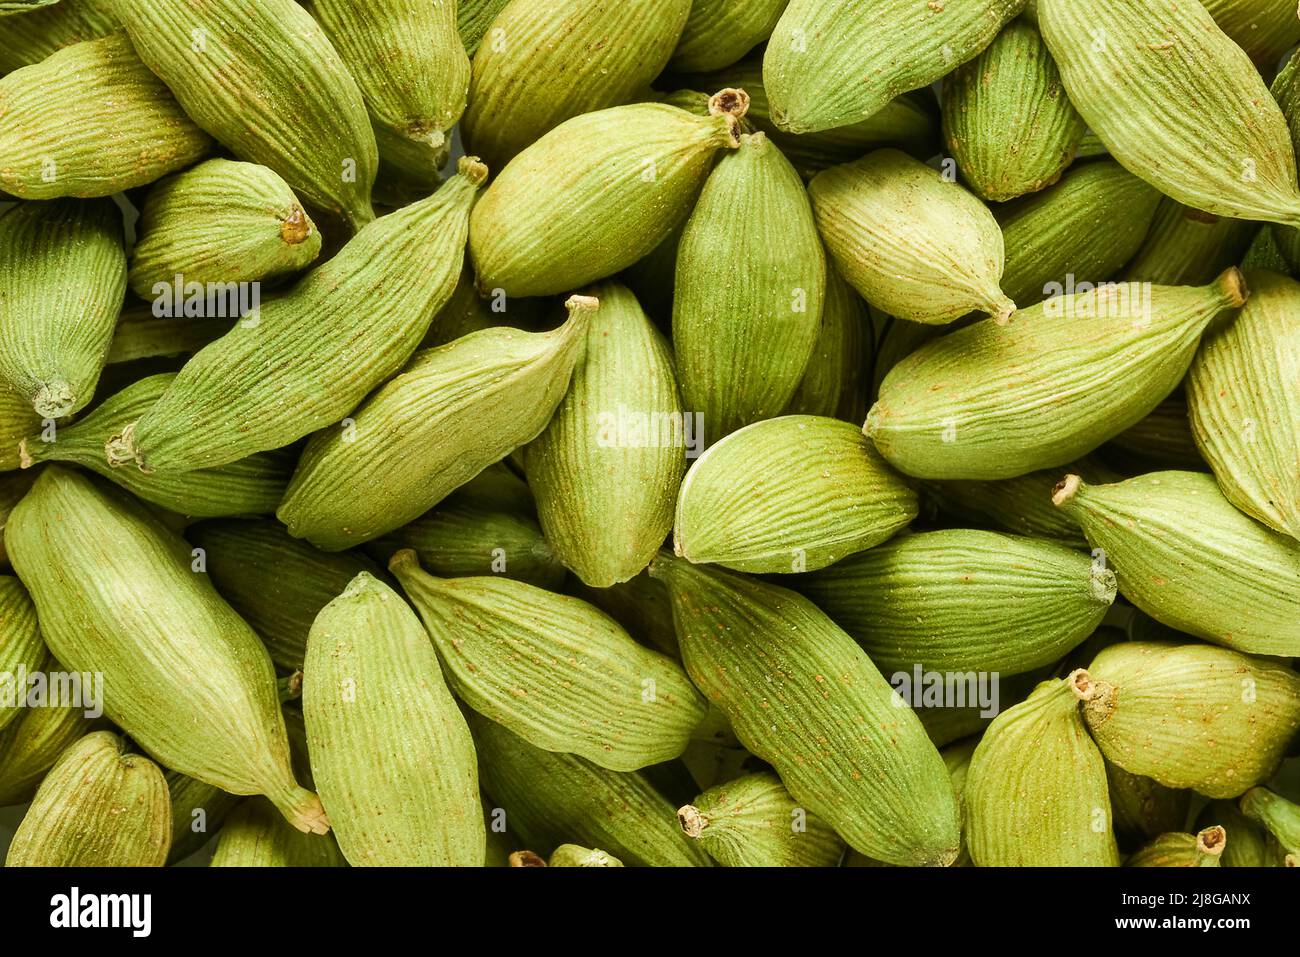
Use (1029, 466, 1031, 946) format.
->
(0, 0, 118, 73)
(0, 575, 43, 733)
(210, 798, 347, 867)
(548, 844, 624, 867)
(1202, 0, 1300, 70)
(1239, 787, 1300, 857)
(0, 678, 99, 807)
(1197, 800, 1284, 868)
(783, 264, 870, 423)
(1123, 197, 1261, 287)
(457, 0, 511, 55)
(669, 0, 788, 73)
(1126, 828, 1226, 868)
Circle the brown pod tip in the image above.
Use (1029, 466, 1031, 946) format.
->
(708, 88, 751, 120)
(17, 438, 34, 470)
(1051, 474, 1084, 509)
(458, 155, 490, 187)
(1196, 825, 1227, 858)
(1068, 668, 1100, 702)
(388, 548, 419, 573)
(1215, 266, 1248, 309)
(988, 293, 1016, 326)
(103, 422, 153, 474)
(275, 787, 331, 835)
(280, 206, 313, 245)
(509, 850, 547, 867)
(564, 294, 601, 315)
(677, 805, 707, 839)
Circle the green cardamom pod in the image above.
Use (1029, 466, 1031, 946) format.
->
(998, 160, 1162, 308)
(1187, 270, 1300, 541)
(526, 281, 685, 587)
(469, 95, 743, 298)
(1245, 224, 1295, 275)
(0, 198, 126, 419)
(0, 677, 98, 807)
(1122, 198, 1261, 286)
(1107, 762, 1192, 851)
(942, 19, 1084, 202)
(764, 0, 1021, 134)
(6, 467, 327, 832)
(0, 575, 43, 732)
(1078, 641, 1300, 798)
(6, 730, 170, 866)
(0, 0, 118, 73)
(457, 0, 511, 57)
(165, 769, 241, 864)
(677, 771, 847, 867)
(0, 470, 35, 567)
(674, 131, 824, 437)
(0, 32, 211, 199)
(797, 528, 1115, 675)
(187, 518, 381, 674)
(1239, 787, 1300, 857)
(115, 0, 378, 230)
(210, 797, 347, 867)
(391, 551, 708, 772)
(650, 552, 960, 865)
(810, 149, 1014, 326)
(128, 159, 321, 299)
(569, 569, 679, 660)
(105, 311, 232, 367)
(669, 0, 785, 73)
(462, 0, 692, 169)
(1054, 471, 1300, 656)
(1038, 0, 1300, 226)
(1126, 827, 1226, 868)
(1197, 799, 1284, 868)
(867, 311, 942, 404)
(965, 671, 1120, 867)
(20, 373, 293, 518)
(868, 270, 1247, 480)
(469, 710, 713, 866)
(279, 294, 592, 552)
(548, 844, 624, 867)
(303, 573, 483, 865)
(1202, 0, 1300, 71)
(1105, 390, 1203, 472)
(106, 158, 488, 476)
(675, 415, 917, 574)
(783, 265, 870, 423)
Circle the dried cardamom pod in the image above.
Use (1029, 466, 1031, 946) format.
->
(1122, 198, 1261, 286)
(0, 471, 35, 568)
(1202, 0, 1300, 71)
(209, 798, 346, 867)
(568, 569, 680, 660)
(1197, 799, 1284, 868)
(548, 844, 624, 867)
(0, 576, 43, 732)
(0, 679, 98, 807)
(1126, 827, 1225, 868)
(0, 388, 41, 474)
(457, 0, 511, 56)
(1107, 762, 1192, 851)
(0, 0, 118, 73)
(783, 264, 871, 423)
(1239, 787, 1300, 858)
(1105, 390, 1204, 472)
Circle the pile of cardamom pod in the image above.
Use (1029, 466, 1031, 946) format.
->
(0, 0, 1299, 870)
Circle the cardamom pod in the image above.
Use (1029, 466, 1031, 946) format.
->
(458, 0, 511, 56)
(0, 0, 118, 73)
(0, 198, 126, 419)
(0, 32, 211, 198)
(0, 575, 43, 732)
(0, 387, 40, 473)
(763, 0, 1021, 134)
(568, 569, 680, 660)
(797, 528, 1114, 675)
(469, 96, 742, 298)
(462, 0, 692, 169)
(1187, 270, 1300, 541)
(128, 159, 321, 299)
(998, 160, 1162, 308)
(1202, 0, 1300, 71)
(469, 710, 713, 866)
(868, 270, 1247, 480)
(187, 518, 381, 674)
(965, 671, 1120, 867)
(1107, 762, 1191, 851)
(677, 771, 846, 867)
(279, 294, 593, 551)
(674, 131, 824, 437)
(0, 677, 98, 806)
(105, 310, 232, 367)
(1078, 641, 1300, 798)
(20, 374, 293, 519)
(670, 0, 786, 73)
(1037, 0, 1300, 226)
(548, 844, 624, 867)
(650, 553, 960, 866)
(5, 730, 170, 866)
(526, 281, 685, 587)
(1105, 390, 1203, 472)
(675, 415, 917, 574)
(867, 311, 941, 405)
(942, 19, 1084, 202)
(115, 0, 378, 230)
(1239, 787, 1300, 856)
(6, 467, 327, 832)
(1127, 827, 1225, 868)
(106, 158, 488, 475)
(210, 797, 347, 868)
(303, 573, 483, 865)
(783, 264, 870, 422)
(391, 551, 708, 771)
(1197, 799, 1284, 868)
(1122, 198, 1261, 286)
(165, 769, 241, 864)
(0, 470, 35, 567)
(810, 149, 1014, 325)
(1053, 471, 1300, 656)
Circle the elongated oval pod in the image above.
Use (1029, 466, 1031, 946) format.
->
(128, 159, 321, 299)
(5, 730, 170, 866)
(0, 672, 99, 807)
(677, 771, 846, 867)
(1037, 0, 1300, 226)
(1105, 390, 1203, 471)
(965, 672, 1119, 867)
(998, 160, 1162, 308)
(796, 529, 1115, 675)
(279, 295, 593, 552)
(868, 270, 1247, 480)
(1202, 0, 1300, 72)
(165, 770, 241, 864)
(1078, 641, 1300, 798)
(810, 149, 1014, 326)
(674, 132, 824, 437)
(1187, 270, 1300, 541)
(469, 96, 742, 298)
(1268, 52, 1300, 269)
(1239, 787, 1300, 856)
(0, 198, 125, 419)
(0, 576, 43, 732)
(549, 844, 623, 867)
(0, 0, 118, 73)
(650, 552, 960, 865)
(1053, 471, 1300, 656)
(106, 158, 488, 476)
(942, 19, 1085, 202)
(1106, 762, 1191, 850)
(458, 0, 511, 56)
(0, 471, 35, 567)
(5, 467, 327, 832)
(114, 0, 377, 231)
(1122, 198, 1261, 286)
(0, 32, 210, 198)
(1127, 827, 1225, 867)
(669, 0, 787, 73)
(525, 282, 684, 587)
(763, 0, 1021, 134)
(462, 0, 691, 169)
(210, 797, 346, 867)
(675, 416, 917, 574)
(783, 264, 870, 422)
(469, 711, 712, 866)
(1197, 799, 1283, 868)
(20, 374, 292, 518)
(303, 573, 482, 865)
(187, 519, 381, 674)
(391, 552, 708, 771)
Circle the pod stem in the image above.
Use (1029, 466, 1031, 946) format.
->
(508, 850, 547, 867)
(269, 785, 331, 835)
(457, 154, 490, 187)
(677, 804, 707, 839)
(986, 293, 1016, 326)
(1195, 825, 1227, 859)
(1051, 474, 1084, 509)
(17, 438, 35, 470)
(1213, 266, 1248, 309)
